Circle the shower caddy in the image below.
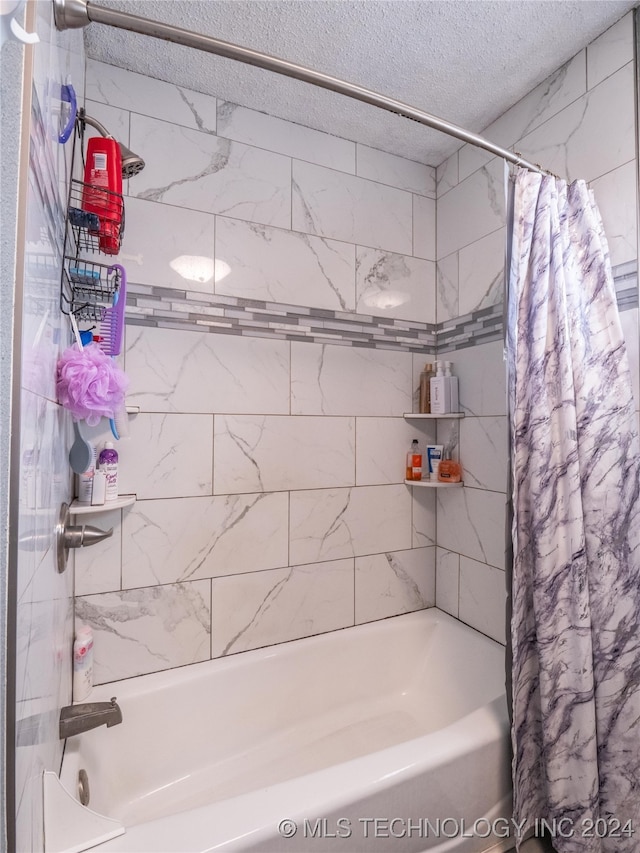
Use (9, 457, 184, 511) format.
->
(58, 111, 137, 516)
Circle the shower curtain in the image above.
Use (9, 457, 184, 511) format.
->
(507, 168, 640, 853)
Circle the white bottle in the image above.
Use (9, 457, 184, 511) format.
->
(76, 444, 97, 503)
(444, 361, 459, 413)
(430, 361, 451, 414)
(73, 625, 94, 702)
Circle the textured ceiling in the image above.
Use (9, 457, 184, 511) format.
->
(84, 0, 637, 166)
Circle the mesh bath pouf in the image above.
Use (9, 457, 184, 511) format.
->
(57, 335, 129, 426)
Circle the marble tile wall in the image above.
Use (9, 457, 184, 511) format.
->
(75, 60, 438, 684)
(434, 11, 638, 645)
(13, 4, 85, 850)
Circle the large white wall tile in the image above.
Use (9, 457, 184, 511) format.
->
(446, 341, 507, 417)
(355, 547, 435, 623)
(291, 343, 412, 416)
(436, 547, 460, 617)
(120, 197, 215, 293)
(591, 161, 638, 267)
(87, 59, 217, 132)
(211, 560, 354, 656)
(217, 101, 355, 173)
(356, 248, 435, 323)
(436, 253, 459, 323)
(122, 493, 289, 587)
(458, 228, 506, 316)
(214, 416, 355, 493)
(437, 158, 505, 258)
(131, 114, 291, 227)
(458, 144, 496, 184)
(411, 486, 436, 547)
(587, 13, 633, 90)
(412, 195, 436, 261)
(125, 326, 290, 414)
(459, 557, 506, 644)
(459, 416, 508, 493)
(437, 487, 506, 570)
(117, 413, 213, 499)
(356, 417, 434, 485)
(74, 508, 122, 596)
(356, 145, 436, 197)
(516, 62, 634, 183)
(290, 485, 412, 564)
(436, 152, 459, 197)
(215, 216, 355, 311)
(484, 52, 587, 151)
(292, 161, 413, 254)
(76, 582, 211, 683)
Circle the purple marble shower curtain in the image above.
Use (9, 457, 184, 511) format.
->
(507, 168, 640, 852)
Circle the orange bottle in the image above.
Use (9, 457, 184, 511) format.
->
(406, 440, 423, 481)
(437, 456, 462, 483)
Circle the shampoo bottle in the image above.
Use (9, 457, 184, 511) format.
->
(73, 625, 94, 702)
(430, 361, 450, 414)
(419, 363, 435, 413)
(98, 442, 119, 501)
(444, 361, 459, 413)
(406, 439, 423, 481)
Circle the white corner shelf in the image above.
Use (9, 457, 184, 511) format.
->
(403, 412, 465, 420)
(70, 494, 136, 515)
(404, 479, 463, 488)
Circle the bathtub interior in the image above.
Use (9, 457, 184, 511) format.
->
(60, 609, 507, 829)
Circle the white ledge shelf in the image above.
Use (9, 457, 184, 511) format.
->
(70, 495, 136, 515)
(403, 412, 465, 419)
(404, 480, 464, 488)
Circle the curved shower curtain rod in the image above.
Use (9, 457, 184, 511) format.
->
(53, 0, 549, 176)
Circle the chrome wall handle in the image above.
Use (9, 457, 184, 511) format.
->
(56, 503, 113, 573)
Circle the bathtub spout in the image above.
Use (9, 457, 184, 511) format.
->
(59, 697, 122, 739)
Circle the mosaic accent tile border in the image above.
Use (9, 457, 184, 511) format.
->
(126, 283, 438, 353)
(125, 261, 637, 355)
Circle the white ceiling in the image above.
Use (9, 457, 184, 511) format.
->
(84, 0, 638, 167)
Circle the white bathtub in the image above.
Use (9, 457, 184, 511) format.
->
(58, 609, 512, 853)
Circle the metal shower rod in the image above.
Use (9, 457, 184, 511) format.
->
(53, 0, 547, 175)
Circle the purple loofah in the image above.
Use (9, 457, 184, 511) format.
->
(57, 342, 129, 426)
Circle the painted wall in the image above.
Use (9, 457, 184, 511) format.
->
(434, 11, 638, 644)
(10, 2, 85, 849)
(75, 59, 439, 683)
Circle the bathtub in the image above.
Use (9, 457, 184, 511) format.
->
(57, 609, 512, 853)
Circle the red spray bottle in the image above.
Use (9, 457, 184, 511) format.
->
(82, 137, 123, 254)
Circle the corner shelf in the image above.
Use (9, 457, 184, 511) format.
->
(403, 412, 465, 420)
(70, 494, 136, 515)
(404, 480, 463, 488)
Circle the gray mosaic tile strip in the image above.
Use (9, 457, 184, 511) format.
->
(125, 260, 637, 354)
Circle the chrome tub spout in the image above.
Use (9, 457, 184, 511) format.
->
(59, 697, 122, 739)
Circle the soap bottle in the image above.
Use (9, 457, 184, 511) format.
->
(419, 363, 435, 413)
(98, 442, 119, 501)
(444, 361, 459, 413)
(73, 625, 94, 702)
(406, 439, 423, 481)
(437, 454, 462, 483)
(430, 361, 450, 414)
